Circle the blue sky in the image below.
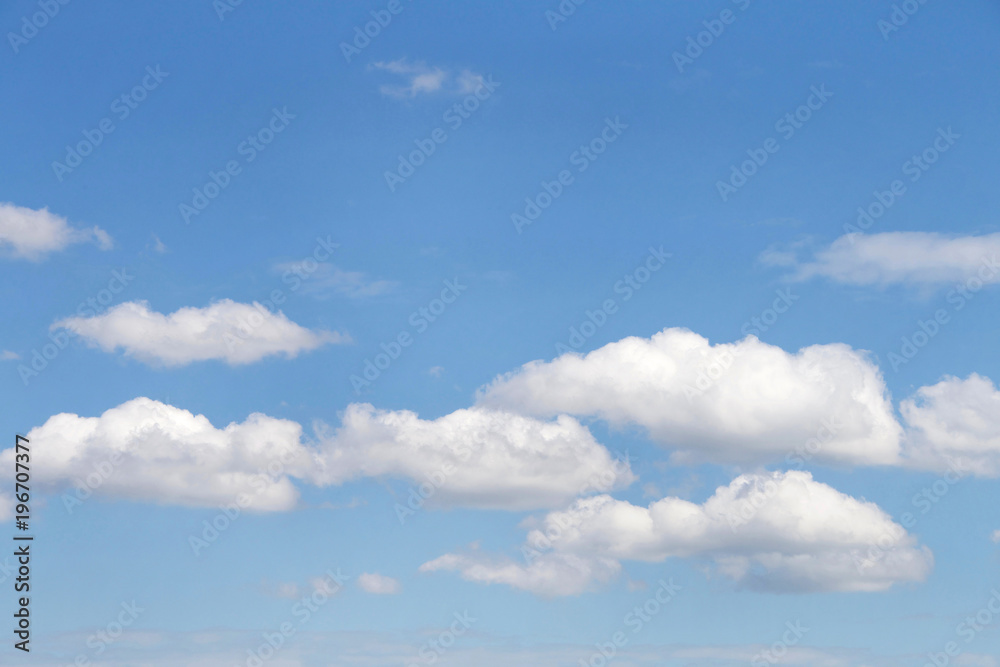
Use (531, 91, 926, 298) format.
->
(2, 1, 1000, 665)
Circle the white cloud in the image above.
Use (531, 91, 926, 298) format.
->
(420, 551, 621, 597)
(373, 59, 447, 97)
(273, 261, 397, 299)
(0, 397, 318, 511)
(0, 398, 631, 515)
(765, 232, 1000, 287)
(313, 404, 634, 510)
(0, 494, 13, 521)
(478, 328, 902, 467)
(992, 530, 1000, 544)
(357, 572, 401, 594)
(150, 233, 168, 254)
(0, 202, 112, 260)
(900, 374, 1000, 475)
(54, 299, 347, 366)
(0, 350, 19, 360)
(371, 59, 486, 98)
(423, 471, 932, 595)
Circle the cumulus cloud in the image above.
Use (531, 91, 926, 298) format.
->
(423, 471, 932, 595)
(313, 404, 634, 510)
(0, 202, 112, 260)
(0, 397, 318, 511)
(0, 399, 631, 515)
(357, 572, 400, 595)
(371, 59, 486, 98)
(478, 328, 902, 467)
(764, 232, 1000, 287)
(53, 299, 347, 366)
(900, 374, 1000, 476)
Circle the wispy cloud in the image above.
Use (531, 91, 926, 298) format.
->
(371, 59, 486, 98)
(762, 232, 1000, 287)
(273, 261, 398, 299)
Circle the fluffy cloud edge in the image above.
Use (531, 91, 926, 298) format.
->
(53, 299, 349, 366)
(422, 471, 933, 596)
(0, 202, 112, 261)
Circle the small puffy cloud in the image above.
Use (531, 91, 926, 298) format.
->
(0, 397, 318, 511)
(0, 350, 19, 360)
(478, 328, 901, 467)
(765, 232, 1000, 287)
(901, 374, 1000, 476)
(53, 299, 347, 366)
(0, 494, 13, 521)
(0, 202, 112, 260)
(357, 573, 400, 595)
(423, 471, 932, 596)
(373, 59, 446, 97)
(150, 233, 168, 254)
(992, 530, 1000, 544)
(371, 59, 487, 98)
(313, 405, 634, 510)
